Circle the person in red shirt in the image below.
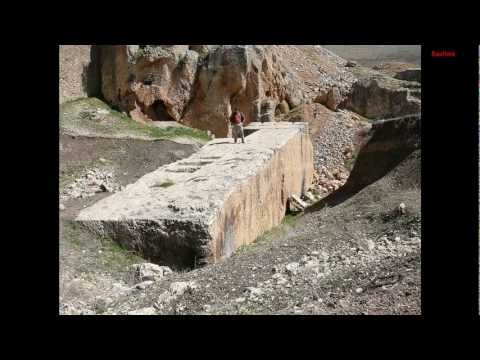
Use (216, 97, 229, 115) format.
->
(229, 108, 245, 144)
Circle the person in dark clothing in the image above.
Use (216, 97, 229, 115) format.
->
(229, 109, 245, 144)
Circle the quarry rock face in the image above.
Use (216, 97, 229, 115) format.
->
(343, 77, 421, 119)
(172, 45, 293, 136)
(99, 45, 199, 124)
(394, 68, 421, 83)
(98, 45, 301, 137)
(59, 45, 101, 103)
(76, 122, 314, 269)
(61, 45, 360, 137)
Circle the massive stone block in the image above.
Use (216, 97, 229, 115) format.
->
(76, 122, 313, 269)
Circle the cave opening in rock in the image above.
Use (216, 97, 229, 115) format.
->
(150, 100, 175, 122)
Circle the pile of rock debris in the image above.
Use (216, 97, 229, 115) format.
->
(60, 167, 122, 202)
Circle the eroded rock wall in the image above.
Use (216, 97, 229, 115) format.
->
(181, 46, 292, 136)
(98, 45, 199, 123)
(59, 45, 101, 103)
(63, 44, 365, 139)
(96, 45, 317, 137)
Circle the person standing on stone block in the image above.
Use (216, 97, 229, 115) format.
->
(230, 109, 245, 144)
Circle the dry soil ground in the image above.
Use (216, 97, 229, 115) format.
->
(60, 131, 421, 314)
(322, 45, 421, 67)
(100, 151, 420, 315)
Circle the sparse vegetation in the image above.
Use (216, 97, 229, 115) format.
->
(152, 180, 175, 188)
(237, 213, 300, 254)
(344, 156, 356, 172)
(60, 97, 210, 142)
(61, 221, 143, 275)
(59, 159, 103, 189)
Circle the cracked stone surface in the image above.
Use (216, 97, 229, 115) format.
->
(76, 122, 314, 269)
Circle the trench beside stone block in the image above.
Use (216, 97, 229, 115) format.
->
(76, 122, 314, 269)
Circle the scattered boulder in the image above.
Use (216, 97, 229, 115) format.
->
(281, 104, 314, 123)
(325, 87, 342, 111)
(345, 60, 357, 68)
(94, 297, 113, 313)
(188, 45, 213, 57)
(156, 281, 198, 308)
(127, 307, 157, 315)
(285, 262, 300, 275)
(134, 280, 155, 290)
(131, 263, 173, 283)
(286, 88, 303, 109)
(303, 191, 316, 202)
(244, 287, 264, 299)
(313, 87, 342, 111)
(394, 68, 421, 83)
(59, 203, 65, 211)
(61, 168, 121, 201)
(276, 100, 290, 114)
(314, 89, 328, 105)
(366, 239, 375, 251)
(169, 281, 197, 296)
(260, 99, 276, 122)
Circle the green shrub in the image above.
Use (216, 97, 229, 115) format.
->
(152, 180, 175, 188)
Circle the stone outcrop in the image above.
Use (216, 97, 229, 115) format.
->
(343, 77, 421, 119)
(307, 114, 420, 211)
(62, 45, 362, 137)
(325, 87, 342, 111)
(276, 100, 290, 115)
(394, 68, 421, 83)
(313, 86, 343, 111)
(178, 46, 293, 136)
(97, 45, 303, 137)
(76, 122, 314, 269)
(95, 45, 360, 136)
(99, 45, 199, 124)
(314, 89, 328, 105)
(130, 263, 172, 282)
(279, 104, 314, 124)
